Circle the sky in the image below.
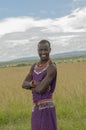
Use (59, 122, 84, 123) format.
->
(0, 0, 86, 61)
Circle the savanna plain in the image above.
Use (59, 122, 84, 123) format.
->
(0, 60, 86, 130)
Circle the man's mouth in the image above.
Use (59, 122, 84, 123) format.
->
(41, 54, 46, 58)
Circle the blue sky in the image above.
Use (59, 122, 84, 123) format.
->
(0, 0, 85, 19)
(0, 0, 86, 61)
(0, 0, 70, 18)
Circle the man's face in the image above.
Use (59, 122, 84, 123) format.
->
(38, 42, 51, 61)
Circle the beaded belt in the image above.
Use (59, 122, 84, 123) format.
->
(33, 99, 55, 110)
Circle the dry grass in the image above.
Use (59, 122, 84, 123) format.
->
(0, 61, 86, 130)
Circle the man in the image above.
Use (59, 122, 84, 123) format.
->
(22, 40, 58, 130)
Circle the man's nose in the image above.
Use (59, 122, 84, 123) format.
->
(41, 50, 45, 54)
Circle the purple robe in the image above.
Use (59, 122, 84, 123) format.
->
(31, 61, 58, 130)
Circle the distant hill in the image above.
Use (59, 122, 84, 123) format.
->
(51, 50, 86, 58)
(9, 50, 86, 62)
(0, 50, 86, 64)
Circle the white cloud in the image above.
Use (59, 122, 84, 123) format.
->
(0, 17, 35, 36)
(0, 7, 86, 61)
(0, 7, 86, 36)
(57, 8, 86, 32)
(6, 39, 29, 45)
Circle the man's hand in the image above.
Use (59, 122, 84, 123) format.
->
(29, 80, 38, 88)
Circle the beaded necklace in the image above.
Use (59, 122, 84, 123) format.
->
(37, 59, 51, 68)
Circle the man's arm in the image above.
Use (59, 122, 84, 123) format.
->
(32, 63, 57, 94)
(22, 64, 35, 90)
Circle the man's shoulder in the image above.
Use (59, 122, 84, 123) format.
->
(49, 61, 57, 71)
(50, 60, 57, 67)
(30, 63, 36, 70)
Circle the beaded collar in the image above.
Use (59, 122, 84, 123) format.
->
(36, 59, 51, 69)
(33, 59, 51, 75)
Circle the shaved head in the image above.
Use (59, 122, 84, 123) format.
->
(38, 40, 51, 48)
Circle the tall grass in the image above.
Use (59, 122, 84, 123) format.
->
(0, 62, 86, 130)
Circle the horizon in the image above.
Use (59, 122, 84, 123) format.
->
(0, 50, 86, 62)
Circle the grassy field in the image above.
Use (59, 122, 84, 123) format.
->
(0, 61, 86, 130)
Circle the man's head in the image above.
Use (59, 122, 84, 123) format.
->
(38, 40, 51, 61)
